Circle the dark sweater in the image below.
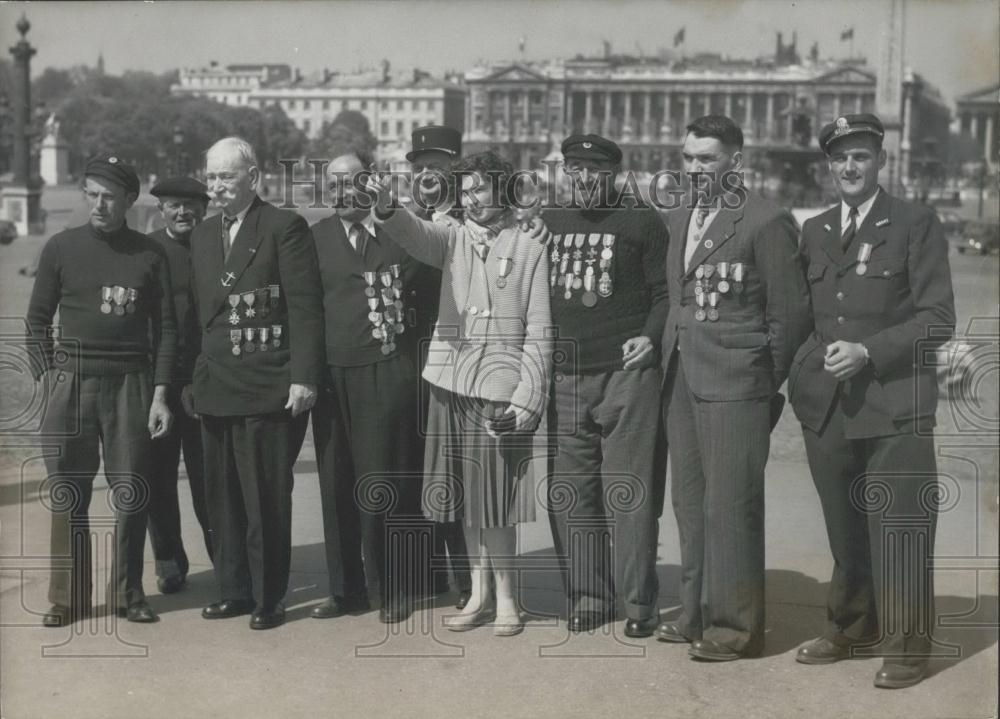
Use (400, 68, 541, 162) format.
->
(542, 198, 669, 374)
(149, 228, 196, 385)
(25, 222, 177, 384)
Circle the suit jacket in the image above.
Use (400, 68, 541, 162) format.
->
(789, 189, 955, 437)
(149, 228, 196, 385)
(378, 208, 553, 418)
(188, 196, 325, 416)
(661, 188, 812, 401)
(311, 215, 436, 368)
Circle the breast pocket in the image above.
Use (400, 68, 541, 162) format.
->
(807, 263, 827, 284)
(859, 256, 907, 312)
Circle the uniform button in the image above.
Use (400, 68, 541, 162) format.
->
(468, 306, 479, 315)
(882, 270, 891, 277)
(836, 291, 845, 301)
(837, 316, 846, 325)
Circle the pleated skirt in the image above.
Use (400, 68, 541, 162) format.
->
(422, 384, 536, 528)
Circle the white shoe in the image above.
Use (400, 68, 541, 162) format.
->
(444, 605, 496, 632)
(493, 613, 524, 637)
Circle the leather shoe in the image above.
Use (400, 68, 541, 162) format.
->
(379, 596, 411, 624)
(444, 605, 496, 632)
(249, 605, 285, 630)
(311, 595, 370, 619)
(874, 662, 927, 689)
(493, 613, 524, 637)
(455, 589, 472, 611)
(116, 601, 158, 623)
(157, 575, 186, 595)
(568, 610, 605, 633)
(624, 616, 660, 638)
(654, 621, 692, 643)
(796, 637, 853, 665)
(689, 639, 742, 662)
(41, 604, 89, 628)
(202, 599, 254, 619)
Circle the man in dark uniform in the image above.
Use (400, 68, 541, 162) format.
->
(655, 115, 811, 660)
(544, 134, 669, 637)
(790, 114, 955, 688)
(404, 125, 472, 608)
(27, 155, 176, 625)
(308, 148, 431, 623)
(182, 137, 324, 630)
(146, 177, 212, 595)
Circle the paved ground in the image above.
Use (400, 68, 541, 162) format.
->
(0, 186, 997, 719)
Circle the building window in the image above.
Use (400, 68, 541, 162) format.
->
(412, 120, 419, 132)
(322, 99, 330, 110)
(303, 119, 311, 134)
(303, 99, 311, 110)
(380, 100, 388, 110)
(427, 99, 436, 112)
(381, 121, 389, 136)
(288, 99, 296, 110)
(396, 120, 404, 136)
(397, 100, 404, 111)
(361, 100, 368, 110)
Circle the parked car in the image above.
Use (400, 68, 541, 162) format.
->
(955, 220, 1000, 255)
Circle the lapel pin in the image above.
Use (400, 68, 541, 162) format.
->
(823, 223, 832, 232)
(703, 239, 714, 249)
(249, 248, 256, 254)
(875, 218, 889, 227)
(221, 271, 236, 287)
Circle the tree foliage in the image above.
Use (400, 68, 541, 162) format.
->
(310, 110, 376, 160)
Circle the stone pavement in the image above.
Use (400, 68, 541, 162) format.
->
(0, 188, 996, 718)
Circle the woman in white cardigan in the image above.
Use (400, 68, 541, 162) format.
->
(371, 151, 552, 636)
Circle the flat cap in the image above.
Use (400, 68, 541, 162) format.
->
(561, 134, 622, 164)
(407, 125, 462, 162)
(84, 155, 140, 196)
(819, 113, 885, 154)
(150, 176, 210, 203)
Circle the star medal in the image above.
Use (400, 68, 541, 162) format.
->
(242, 291, 256, 318)
(228, 294, 241, 324)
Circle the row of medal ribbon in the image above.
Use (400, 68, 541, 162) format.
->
(230, 325, 284, 356)
(692, 261, 748, 322)
(548, 233, 616, 308)
(364, 266, 405, 356)
(228, 285, 281, 325)
(99, 286, 139, 315)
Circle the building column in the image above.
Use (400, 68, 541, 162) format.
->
(855, 94, 863, 113)
(985, 114, 996, 167)
(765, 93, 775, 140)
(522, 90, 530, 137)
(584, 91, 593, 133)
(724, 92, 732, 119)
(744, 93, 753, 128)
(833, 93, 842, 119)
(643, 91, 652, 138)
(682, 92, 691, 127)
(504, 91, 512, 138)
(971, 113, 980, 140)
(623, 92, 632, 135)
(664, 92, 673, 138)
(604, 91, 613, 136)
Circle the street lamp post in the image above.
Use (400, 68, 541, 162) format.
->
(173, 125, 185, 176)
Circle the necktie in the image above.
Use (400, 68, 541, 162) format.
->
(222, 215, 237, 260)
(350, 223, 369, 258)
(695, 207, 710, 229)
(841, 206, 859, 251)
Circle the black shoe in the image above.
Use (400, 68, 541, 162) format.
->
(796, 637, 854, 665)
(157, 575, 186, 595)
(624, 616, 660, 638)
(689, 639, 742, 662)
(311, 595, 370, 619)
(654, 621, 693, 643)
(379, 596, 411, 624)
(41, 604, 89, 628)
(455, 590, 472, 611)
(202, 599, 254, 619)
(568, 610, 605, 633)
(249, 604, 285, 630)
(874, 662, 927, 689)
(116, 601, 158, 623)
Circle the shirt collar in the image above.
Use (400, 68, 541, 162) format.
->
(223, 198, 255, 224)
(340, 214, 376, 238)
(841, 187, 880, 229)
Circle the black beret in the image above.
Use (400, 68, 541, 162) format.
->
(561, 134, 622, 164)
(84, 155, 140, 196)
(407, 125, 462, 161)
(151, 176, 210, 203)
(819, 113, 885, 154)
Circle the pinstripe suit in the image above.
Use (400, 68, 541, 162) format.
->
(660, 189, 811, 654)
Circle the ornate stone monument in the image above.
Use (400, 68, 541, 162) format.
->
(40, 113, 70, 186)
(0, 15, 45, 236)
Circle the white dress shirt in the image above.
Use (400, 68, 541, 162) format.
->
(683, 206, 720, 271)
(340, 215, 376, 250)
(840, 187, 880, 235)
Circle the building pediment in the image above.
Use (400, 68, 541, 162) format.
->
(483, 64, 550, 83)
(813, 66, 876, 85)
(957, 83, 1000, 104)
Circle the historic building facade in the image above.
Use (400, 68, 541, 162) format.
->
(955, 83, 999, 174)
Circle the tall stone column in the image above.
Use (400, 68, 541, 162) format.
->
(984, 114, 996, 170)
(765, 94, 775, 141)
(642, 92, 652, 139)
(584, 91, 593, 134)
(603, 91, 612, 135)
(724, 92, 732, 119)
(504, 91, 512, 138)
(663, 92, 673, 138)
(623, 92, 632, 137)
(682, 93, 691, 127)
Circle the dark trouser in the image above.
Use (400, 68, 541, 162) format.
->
(547, 365, 663, 621)
(664, 354, 769, 654)
(311, 357, 422, 602)
(43, 370, 153, 610)
(802, 402, 938, 664)
(147, 385, 211, 580)
(201, 410, 308, 609)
